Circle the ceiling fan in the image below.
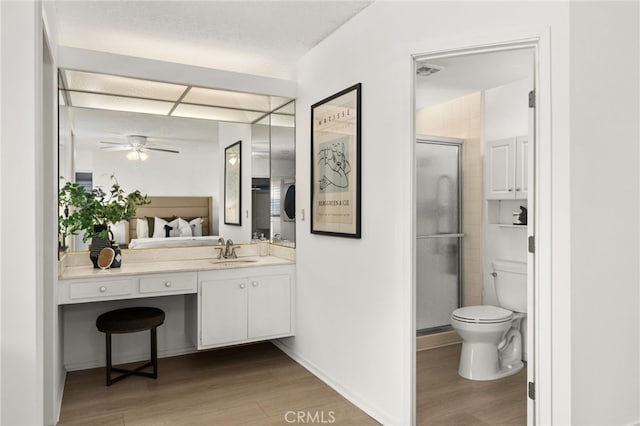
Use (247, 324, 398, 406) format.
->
(99, 135, 180, 161)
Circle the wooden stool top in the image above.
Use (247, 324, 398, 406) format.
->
(96, 307, 165, 334)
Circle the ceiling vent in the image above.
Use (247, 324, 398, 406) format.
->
(416, 64, 443, 77)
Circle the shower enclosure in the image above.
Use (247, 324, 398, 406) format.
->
(416, 135, 463, 334)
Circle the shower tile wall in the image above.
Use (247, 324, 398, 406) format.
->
(416, 92, 483, 306)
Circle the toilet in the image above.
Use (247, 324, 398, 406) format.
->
(450, 259, 527, 381)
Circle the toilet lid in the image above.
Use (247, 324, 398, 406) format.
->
(452, 305, 513, 324)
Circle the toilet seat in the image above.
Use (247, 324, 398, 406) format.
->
(452, 305, 513, 324)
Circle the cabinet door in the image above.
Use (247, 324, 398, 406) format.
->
(200, 279, 247, 346)
(247, 274, 291, 339)
(515, 135, 528, 200)
(485, 138, 515, 200)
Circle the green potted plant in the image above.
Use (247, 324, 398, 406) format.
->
(59, 175, 149, 268)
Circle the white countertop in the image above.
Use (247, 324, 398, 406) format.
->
(59, 255, 294, 280)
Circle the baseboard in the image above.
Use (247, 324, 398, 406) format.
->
(416, 330, 461, 351)
(54, 372, 66, 425)
(64, 345, 196, 371)
(272, 340, 403, 426)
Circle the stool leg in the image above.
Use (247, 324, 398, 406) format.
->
(151, 326, 158, 379)
(105, 332, 112, 386)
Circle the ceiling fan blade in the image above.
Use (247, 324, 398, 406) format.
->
(99, 140, 128, 145)
(145, 147, 180, 154)
(100, 146, 132, 151)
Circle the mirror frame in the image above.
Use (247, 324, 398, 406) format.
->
(224, 140, 242, 226)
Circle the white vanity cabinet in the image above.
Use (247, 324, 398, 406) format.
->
(485, 135, 528, 200)
(58, 271, 198, 304)
(194, 265, 294, 349)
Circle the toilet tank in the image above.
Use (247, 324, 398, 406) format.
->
(492, 259, 527, 313)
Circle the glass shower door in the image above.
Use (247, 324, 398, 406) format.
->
(416, 138, 463, 332)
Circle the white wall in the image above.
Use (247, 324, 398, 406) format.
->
(483, 79, 531, 305)
(218, 122, 252, 243)
(58, 106, 73, 181)
(279, 2, 574, 425)
(0, 1, 45, 424)
(570, 3, 640, 425)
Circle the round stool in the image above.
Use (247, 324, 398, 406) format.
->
(96, 307, 165, 386)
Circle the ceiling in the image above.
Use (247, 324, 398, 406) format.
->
(55, 1, 373, 80)
(415, 49, 534, 109)
(56, 1, 370, 155)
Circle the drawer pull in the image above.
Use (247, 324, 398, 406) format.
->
(165, 281, 172, 287)
(99, 286, 107, 293)
(239, 283, 246, 289)
(252, 281, 258, 287)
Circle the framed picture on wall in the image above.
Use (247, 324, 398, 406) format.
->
(224, 140, 242, 226)
(310, 83, 361, 238)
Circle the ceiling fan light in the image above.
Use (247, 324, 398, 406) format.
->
(126, 150, 149, 161)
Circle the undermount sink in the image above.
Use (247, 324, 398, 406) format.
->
(210, 257, 260, 265)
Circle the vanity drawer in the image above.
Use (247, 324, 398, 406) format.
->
(139, 272, 197, 294)
(68, 279, 134, 301)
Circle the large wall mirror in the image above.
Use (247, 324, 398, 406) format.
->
(58, 68, 295, 252)
(251, 101, 296, 247)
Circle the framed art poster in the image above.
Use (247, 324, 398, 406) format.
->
(310, 83, 361, 238)
(224, 140, 242, 226)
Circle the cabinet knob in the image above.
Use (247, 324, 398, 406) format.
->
(99, 286, 107, 293)
(516, 188, 521, 191)
(165, 281, 172, 287)
(508, 188, 513, 192)
(239, 283, 246, 289)
(252, 281, 258, 287)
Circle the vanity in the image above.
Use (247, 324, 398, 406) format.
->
(58, 244, 295, 371)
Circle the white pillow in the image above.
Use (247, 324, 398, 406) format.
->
(152, 217, 169, 238)
(136, 218, 149, 239)
(153, 217, 193, 238)
(173, 218, 193, 237)
(189, 217, 204, 236)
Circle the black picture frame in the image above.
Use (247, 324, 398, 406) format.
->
(224, 140, 242, 226)
(310, 83, 361, 238)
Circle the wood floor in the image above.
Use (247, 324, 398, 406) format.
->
(417, 344, 527, 425)
(58, 342, 376, 426)
(59, 342, 526, 425)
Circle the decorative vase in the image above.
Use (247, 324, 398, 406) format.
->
(89, 224, 112, 269)
(110, 243, 122, 268)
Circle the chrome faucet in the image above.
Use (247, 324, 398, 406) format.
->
(215, 237, 226, 259)
(224, 239, 239, 259)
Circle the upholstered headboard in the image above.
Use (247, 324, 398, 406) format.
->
(128, 196, 213, 241)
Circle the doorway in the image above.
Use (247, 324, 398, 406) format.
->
(413, 44, 537, 425)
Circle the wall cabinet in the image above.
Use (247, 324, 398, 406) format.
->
(485, 135, 528, 200)
(195, 265, 294, 349)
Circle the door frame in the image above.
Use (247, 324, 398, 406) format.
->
(410, 33, 559, 426)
